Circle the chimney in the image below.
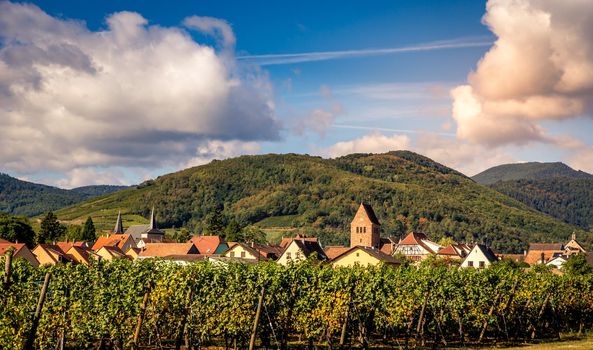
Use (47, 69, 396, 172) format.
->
(540, 252, 545, 264)
(523, 250, 527, 256)
(572, 233, 576, 241)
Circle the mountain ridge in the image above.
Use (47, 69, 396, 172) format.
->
(0, 173, 128, 217)
(55, 151, 587, 253)
(472, 162, 593, 185)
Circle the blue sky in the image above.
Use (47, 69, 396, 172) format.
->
(1, 0, 592, 187)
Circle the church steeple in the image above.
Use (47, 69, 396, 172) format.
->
(113, 211, 124, 234)
(149, 206, 156, 230)
(350, 203, 381, 248)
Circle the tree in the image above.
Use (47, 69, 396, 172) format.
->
(80, 216, 96, 241)
(67, 225, 82, 242)
(224, 220, 242, 241)
(0, 214, 36, 247)
(38, 211, 67, 243)
(204, 208, 225, 234)
(563, 254, 593, 276)
(241, 225, 266, 244)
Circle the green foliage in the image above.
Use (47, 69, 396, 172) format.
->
(491, 177, 593, 230)
(473, 161, 593, 185)
(0, 213, 35, 247)
(2, 260, 593, 349)
(563, 254, 593, 276)
(55, 152, 588, 252)
(0, 173, 126, 217)
(224, 219, 242, 241)
(80, 217, 96, 241)
(38, 212, 67, 243)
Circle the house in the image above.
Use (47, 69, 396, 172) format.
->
(331, 246, 400, 268)
(279, 234, 318, 249)
(350, 203, 381, 248)
(125, 247, 141, 260)
(161, 254, 207, 265)
(393, 232, 443, 262)
(222, 242, 282, 261)
(564, 233, 586, 256)
(524, 243, 564, 265)
(95, 245, 127, 261)
(124, 207, 165, 244)
(138, 243, 199, 258)
(497, 253, 526, 263)
(92, 234, 135, 252)
(32, 244, 72, 265)
(189, 235, 228, 256)
(437, 243, 471, 260)
(65, 245, 99, 265)
(0, 242, 39, 267)
(461, 244, 498, 269)
(546, 255, 568, 269)
(324, 246, 351, 260)
(276, 238, 328, 265)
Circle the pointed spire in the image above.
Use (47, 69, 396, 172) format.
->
(149, 206, 156, 230)
(114, 211, 124, 234)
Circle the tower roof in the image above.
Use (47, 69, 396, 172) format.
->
(113, 211, 124, 234)
(356, 203, 381, 225)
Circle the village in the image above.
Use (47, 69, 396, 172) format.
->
(1, 203, 589, 271)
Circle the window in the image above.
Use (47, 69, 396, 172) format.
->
(356, 252, 360, 257)
(359, 239, 362, 243)
(240, 251, 246, 258)
(230, 252, 235, 258)
(363, 227, 367, 233)
(286, 252, 292, 259)
(468, 261, 473, 267)
(479, 261, 485, 268)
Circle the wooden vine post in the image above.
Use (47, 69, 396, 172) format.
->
(3, 250, 13, 290)
(23, 272, 51, 350)
(415, 289, 431, 344)
(175, 287, 194, 350)
(249, 287, 266, 350)
(132, 286, 151, 349)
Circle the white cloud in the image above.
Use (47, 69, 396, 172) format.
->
(451, 0, 593, 146)
(57, 168, 127, 189)
(238, 37, 493, 65)
(183, 140, 261, 168)
(294, 103, 342, 137)
(0, 2, 278, 177)
(320, 132, 411, 158)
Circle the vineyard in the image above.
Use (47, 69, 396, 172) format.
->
(2, 257, 593, 349)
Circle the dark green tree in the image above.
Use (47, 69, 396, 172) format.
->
(38, 211, 67, 243)
(204, 208, 225, 235)
(0, 214, 36, 247)
(80, 216, 96, 241)
(224, 220, 242, 241)
(563, 254, 593, 276)
(67, 225, 83, 241)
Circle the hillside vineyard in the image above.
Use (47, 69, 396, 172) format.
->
(1, 258, 592, 349)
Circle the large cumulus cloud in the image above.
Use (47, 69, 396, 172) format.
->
(0, 2, 279, 176)
(451, 0, 593, 146)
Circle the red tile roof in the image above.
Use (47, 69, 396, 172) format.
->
(279, 234, 318, 248)
(324, 246, 350, 260)
(92, 234, 131, 251)
(398, 232, 441, 254)
(139, 243, 199, 257)
(0, 242, 26, 255)
(189, 235, 223, 255)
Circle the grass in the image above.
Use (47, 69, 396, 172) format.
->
(495, 336, 593, 349)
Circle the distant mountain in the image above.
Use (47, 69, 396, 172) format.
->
(0, 173, 127, 217)
(472, 162, 593, 185)
(56, 152, 587, 253)
(474, 162, 593, 230)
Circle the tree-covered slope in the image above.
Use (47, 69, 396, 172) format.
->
(56, 151, 587, 252)
(491, 177, 593, 231)
(472, 162, 593, 185)
(0, 173, 127, 217)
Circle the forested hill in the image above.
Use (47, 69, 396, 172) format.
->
(490, 178, 593, 231)
(472, 162, 593, 185)
(0, 173, 127, 217)
(472, 162, 593, 230)
(56, 151, 587, 253)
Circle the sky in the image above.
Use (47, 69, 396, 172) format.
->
(1, 0, 592, 187)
